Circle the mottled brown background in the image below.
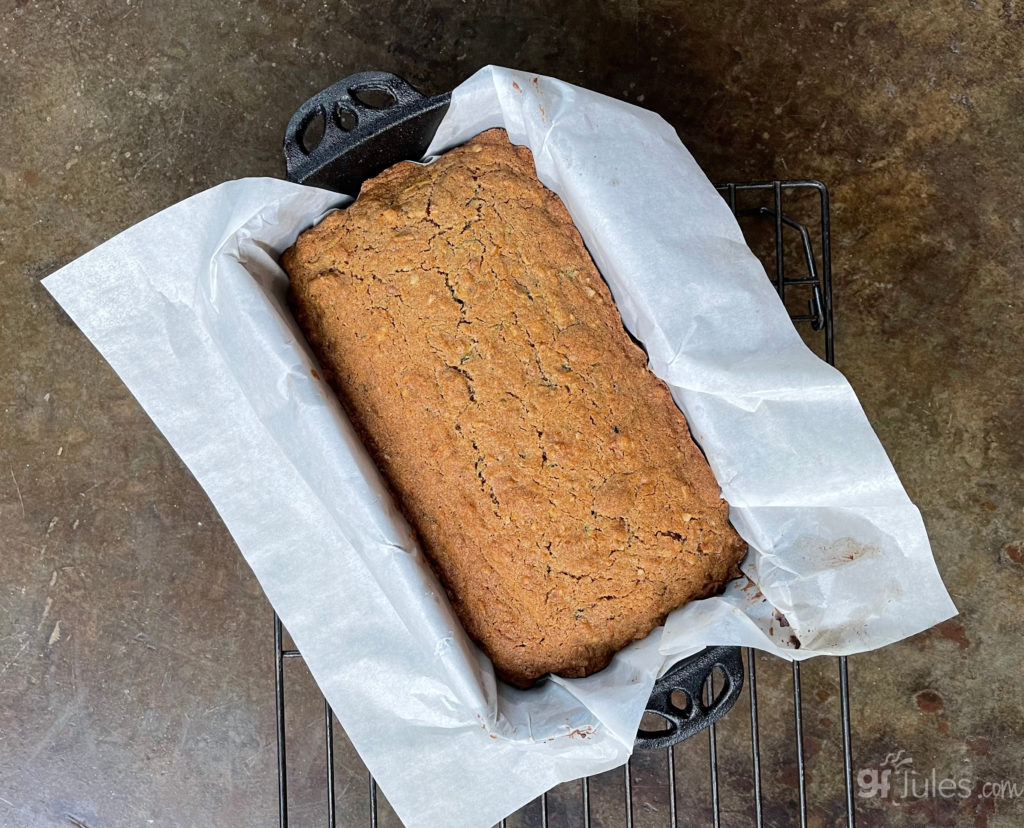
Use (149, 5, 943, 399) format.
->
(1, 1, 1021, 826)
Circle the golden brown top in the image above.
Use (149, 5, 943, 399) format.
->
(283, 129, 745, 686)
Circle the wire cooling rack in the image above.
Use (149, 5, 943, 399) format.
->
(272, 180, 854, 827)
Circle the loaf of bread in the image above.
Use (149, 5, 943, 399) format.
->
(282, 129, 746, 687)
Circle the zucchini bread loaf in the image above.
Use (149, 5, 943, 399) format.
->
(282, 128, 746, 687)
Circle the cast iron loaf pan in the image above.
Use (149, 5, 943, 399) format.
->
(282, 71, 744, 750)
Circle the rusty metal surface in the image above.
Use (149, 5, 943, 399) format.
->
(2, 2, 1021, 826)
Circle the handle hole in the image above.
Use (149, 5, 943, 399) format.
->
(669, 689, 693, 718)
(638, 711, 674, 737)
(335, 104, 358, 132)
(299, 106, 326, 155)
(702, 665, 731, 708)
(349, 85, 397, 109)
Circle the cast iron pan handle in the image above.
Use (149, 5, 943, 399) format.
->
(635, 646, 744, 750)
(283, 71, 451, 195)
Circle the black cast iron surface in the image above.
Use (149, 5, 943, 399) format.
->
(636, 648, 745, 751)
(284, 71, 450, 195)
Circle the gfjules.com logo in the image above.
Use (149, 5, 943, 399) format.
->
(857, 749, 1024, 801)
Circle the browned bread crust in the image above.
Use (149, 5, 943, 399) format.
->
(282, 129, 746, 687)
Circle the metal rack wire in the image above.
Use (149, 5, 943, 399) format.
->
(273, 180, 854, 827)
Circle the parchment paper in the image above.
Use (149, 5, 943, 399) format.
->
(43, 65, 956, 828)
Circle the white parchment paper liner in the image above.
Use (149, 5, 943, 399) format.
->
(43, 66, 955, 827)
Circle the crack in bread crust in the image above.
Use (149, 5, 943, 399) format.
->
(282, 129, 747, 687)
